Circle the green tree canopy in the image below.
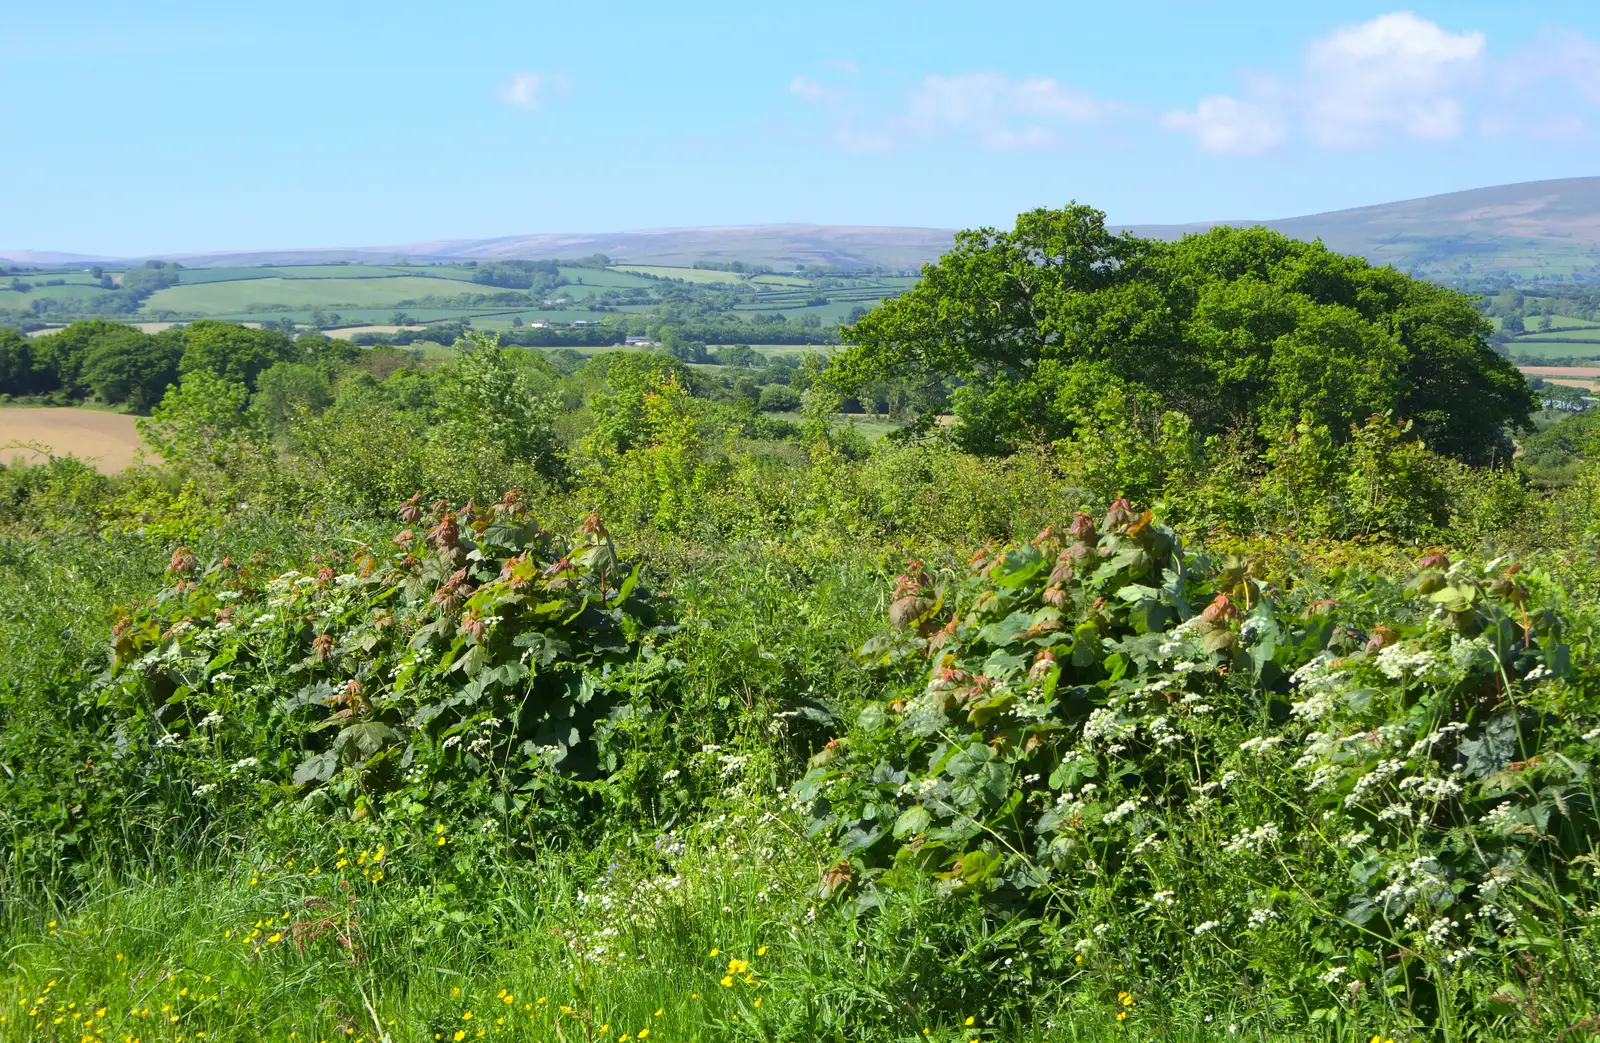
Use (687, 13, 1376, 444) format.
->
(81, 328, 183, 411)
(829, 204, 1533, 463)
(176, 320, 296, 389)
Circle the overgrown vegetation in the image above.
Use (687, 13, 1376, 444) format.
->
(4, 206, 1600, 1042)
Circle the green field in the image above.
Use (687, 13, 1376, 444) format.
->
(0, 282, 114, 307)
(609, 264, 745, 285)
(1518, 327, 1600, 343)
(555, 266, 657, 289)
(7, 256, 910, 333)
(144, 275, 483, 312)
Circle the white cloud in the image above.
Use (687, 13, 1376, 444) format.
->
(825, 58, 859, 75)
(1302, 12, 1483, 146)
(792, 69, 1115, 151)
(1163, 11, 1484, 155)
(498, 72, 570, 110)
(1159, 92, 1286, 157)
(788, 74, 841, 107)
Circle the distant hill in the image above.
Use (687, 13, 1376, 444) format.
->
(7, 179, 1600, 280)
(0, 227, 959, 272)
(1123, 177, 1600, 283)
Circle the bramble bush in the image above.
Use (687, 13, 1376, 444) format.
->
(94, 496, 678, 852)
(800, 500, 1600, 1032)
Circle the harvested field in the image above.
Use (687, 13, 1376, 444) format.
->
(0, 407, 151, 471)
(323, 325, 425, 339)
(1519, 365, 1600, 378)
(1519, 365, 1600, 391)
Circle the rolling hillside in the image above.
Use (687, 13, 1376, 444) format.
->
(1127, 177, 1600, 282)
(7, 178, 1600, 280)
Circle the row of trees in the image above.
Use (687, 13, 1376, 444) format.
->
(0, 320, 355, 411)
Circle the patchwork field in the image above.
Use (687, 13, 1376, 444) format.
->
(144, 276, 473, 312)
(0, 407, 149, 471)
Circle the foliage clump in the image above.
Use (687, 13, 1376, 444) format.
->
(99, 496, 670, 837)
(801, 502, 1594, 1024)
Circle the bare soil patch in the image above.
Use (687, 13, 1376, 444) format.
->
(1519, 365, 1600, 378)
(0, 408, 152, 471)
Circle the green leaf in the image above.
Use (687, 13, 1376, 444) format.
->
(893, 806, 932, 838)
(990, 546, 1045, 589)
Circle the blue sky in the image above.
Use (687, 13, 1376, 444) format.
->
(3, 0, 1599, 255)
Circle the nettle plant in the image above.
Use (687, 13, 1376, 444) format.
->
(800, 501, 1592, 1008)
(100, 493, 670, 833)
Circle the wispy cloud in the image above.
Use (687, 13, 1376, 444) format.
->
(1163, 12, 1486, 155)
(1159, 88, 1286, 157)
(1501, 28, 1600, 106)
(790, 69, 1116, 151)
(788, 75, 842, 107)
(825, 58, 859, 75)
(498, 72, 571, 110)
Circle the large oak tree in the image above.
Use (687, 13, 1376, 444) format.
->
(829, 205, 1532, 464)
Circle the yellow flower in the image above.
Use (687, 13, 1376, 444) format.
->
(453, 1033, 465, 1042)
(461, 1011, 473, 1020)
(639, 1030, 650, 1039)
(690, 993, 698, 1000)
(436, 824, 446, 834)
(502, 995, 513, 1005)
(653, 1009, 662, 1017)
(180, 989, 189, 997)
(709, 947, 719, 957)
(966, 1017, 976, 1026)
(1117, 1011, 1128, 1022)
(727, 958, 748, 974)
(116, 953, 124, 960)
(719, 976, 733, 988)
(452, 988, 461, 998)
(753, 998, 762, 1008)
(757, 946, 767, 956)
(1074, 953, 1083, 964)
(267, 934, 282, 944)
(437, 837, 447, 847)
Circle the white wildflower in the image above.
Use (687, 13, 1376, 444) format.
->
(1247, 907, 1279, 929)
(1239, 736, 1285, 756)
(1344, 759, 1405, 807)
(1376, 641, 1439, 680)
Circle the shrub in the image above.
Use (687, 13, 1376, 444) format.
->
(800, 501, 1591, 1027)
(96, 500, 671, 843)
